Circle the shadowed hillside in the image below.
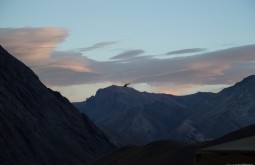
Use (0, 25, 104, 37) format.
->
(0, 46, 115, 165)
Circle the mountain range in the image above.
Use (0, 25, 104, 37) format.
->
(0, 45, 115, 165)
(74, 75, 255, 145)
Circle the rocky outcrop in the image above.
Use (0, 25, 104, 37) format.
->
(0, 45, 115, 165)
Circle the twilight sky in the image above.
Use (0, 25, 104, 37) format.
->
(1, 0, 255, 101)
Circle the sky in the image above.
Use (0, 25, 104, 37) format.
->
(0, 0, 255, 102)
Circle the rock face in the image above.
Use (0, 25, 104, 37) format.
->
(74, 85, 214, 145)
(0, 46, 115, 165)
(75, 75, 255, 145)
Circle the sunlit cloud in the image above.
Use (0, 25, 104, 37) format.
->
(50, 51, 91, 72)
(0, 27, 93, 85)
(155, 83, 228, 96)
(0, 27, 68, 63)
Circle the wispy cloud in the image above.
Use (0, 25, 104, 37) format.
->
(166, 48, 206, 55)
(110, 49, 145, 60)
(79, 41, 118, 52)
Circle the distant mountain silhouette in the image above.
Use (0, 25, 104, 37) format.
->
(0, 45, 115, 165)
(74, 75, 255, 145)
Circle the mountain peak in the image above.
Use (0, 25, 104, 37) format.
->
(106, 85, 134, 90)
(96, 85, 139, 96)
(219, 75, 255, 94)
(238, 75, 255, 85)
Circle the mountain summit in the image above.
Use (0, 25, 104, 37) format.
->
(0, 46, 115, 165)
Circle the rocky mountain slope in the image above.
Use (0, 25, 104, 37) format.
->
(0, 45, 115, 165)
(75, 75, 255, 145)
(74, 86, 214, 145)
(190, 75, 255, 139)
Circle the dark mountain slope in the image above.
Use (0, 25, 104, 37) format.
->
(0, 45, 115, 165)
(90, 140, 199, 165)
(207, 123, 255, 146)
(90, 123, 255, 165)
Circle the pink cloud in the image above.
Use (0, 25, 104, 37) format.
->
(0, 27, 93, 76)
(0, 27, 68, 63)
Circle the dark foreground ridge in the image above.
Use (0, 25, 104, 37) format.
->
(90, 123, 255, 165)
(0, 45, 115, 165)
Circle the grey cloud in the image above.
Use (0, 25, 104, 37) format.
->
(132, 45, 255, 85)
(80, 41, 118, 52)
(35, 66, 101, 86)
(110, 49, 145, 60)
(166, 48, 207, 55)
